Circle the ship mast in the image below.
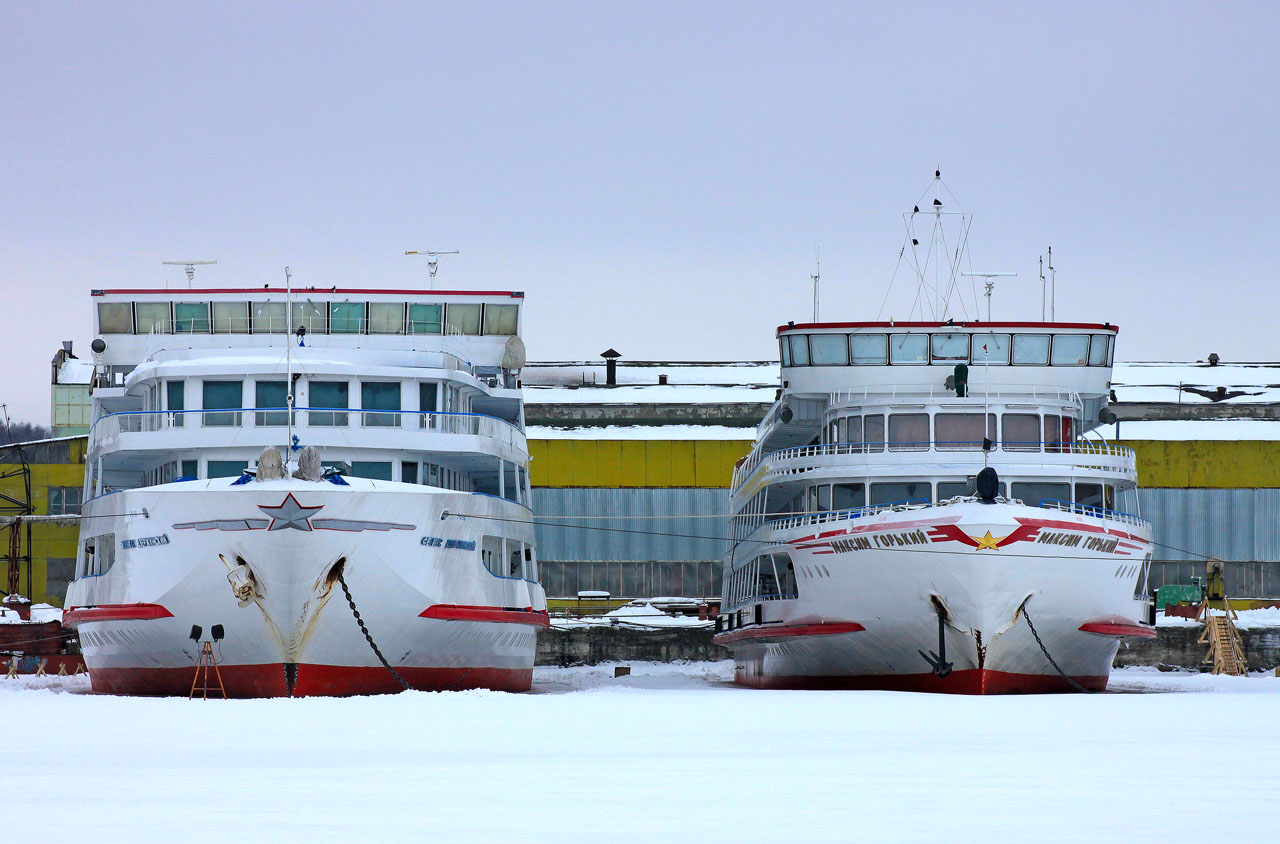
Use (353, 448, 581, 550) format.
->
(285, 266, 294, 466)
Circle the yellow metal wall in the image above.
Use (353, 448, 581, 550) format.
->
(0, 439, 87, 606)
(1119, 440, 1280, 489)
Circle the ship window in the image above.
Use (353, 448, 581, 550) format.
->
(864, 414, 885, 452)
(1089, 334, 1112, 366)
(181, 460, 198, 480)
(889, 333, 929, 364)
(816, 485, 832, 511)
(1011, 482, 1070, 507)
(361, 382, 401, 427)
(507, 539, 523, 578)
(809, 334, 848, 366)
(844, 416, 863, 450)
(255, 381, 290, 427)
(779, 337, 791, 367)
(167, 381, 184, 427)
(1043, 414, 1062, 452)
(938, 480, 1007, 499)
(135, 301, 171, 334)
(97, 302, 133, 334)
(213, 301, 249, 333)
(350, 462, 393, 481)
(368, 302, 404, 334)
(832, 483, 865, 510)
(400, 461, 418, 484)
(849, 333, 888, 365)
(481, 535, 504, 575)
(1002, 413, 1040, 451)
(408, 303, 443, 335)
(308, 381, 349, 426)
(1051, 334, 1089, 366)
(524, 544, 537, 582)
(1012, 334, 1050, 365)
(202, 381, 243, 427)
(483, 304, 519, 335)
(445, 303, 482, 335)
(935, 413, 995, 451)
(1075, 483, 1104, 509)
(871, 482, 932, 506)
(330, 302, 365, 334)
(931, 333, 969, 362)
(292, 301, 327, 334)
(971, 333, 1011, 365)
(174, 302, 210, 333)
(888, 413, 929, 451)
(251, 302, 287, 333)
(789, 334, 810, 366)
(208, 460, 248, 479)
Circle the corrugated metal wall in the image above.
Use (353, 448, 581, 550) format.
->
(1140, 488, 1280, 595)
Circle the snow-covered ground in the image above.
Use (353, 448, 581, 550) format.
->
(4, 662, 1279, 843)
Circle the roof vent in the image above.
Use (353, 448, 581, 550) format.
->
(1208, 352, 1220, 366)
(601, 349, 621, 385)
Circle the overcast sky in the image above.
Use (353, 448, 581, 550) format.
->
(3, 1, 1277, 424)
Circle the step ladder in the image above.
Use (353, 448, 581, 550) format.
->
(189, 641, 227, 699)
(1197, 597, 1247, 676)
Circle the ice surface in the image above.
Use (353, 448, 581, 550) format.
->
(2, 662, 1279, 842)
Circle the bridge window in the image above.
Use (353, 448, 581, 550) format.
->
(1011, 482, 1070, 507)
(809, 333, 848, 365)
(330, 302, 365, 334)
(1051, 334, 1089, 366)
(1012, 333, 1050, 365)
(832, 483, 865, 510)
(935, 413, 995, 451)
(779, 337, 791, 366)
(849, 333, 888, 364)
(252, 302, 287, 333)
(871, 481, 932, 506)
(1089, 334, 1112, 366)
(1074, 482, 1115, 510)
(408, 303, 443, 335)
(931, 333, 969, 362)
(1002, 413, 1040, 451)
(213, 301, 249, 333)
(308, 381, 349, 426)
(484, 304, 519, 335)
(865, 414, 885, 452)
(789, 334, 810, 366)
(889, 333, 929, 364)
(202, 380, 243, 427)
(135, 302, 171, 334)
(97, 302, 133, 333)
(293, 301, 327, 334)
(938, 480, 1007, 499)
(971, 333, 1011, 364)
(174, 302, 210, 333)
(888, 413, 929, 451)
(446, 303, 482, 335)
(368, 302, 405, 334)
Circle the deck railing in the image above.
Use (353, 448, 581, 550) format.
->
(1037, 498, 1151, 530)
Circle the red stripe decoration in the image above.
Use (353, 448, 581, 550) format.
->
(62, 603, 174, 625)
(419, 605, 551, 628)
(714, 621, 865, 646)
(778, 320, 1117, 333)
(1078, 618, 1157, 639)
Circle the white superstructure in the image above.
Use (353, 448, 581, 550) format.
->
(65, 284, 546, 696)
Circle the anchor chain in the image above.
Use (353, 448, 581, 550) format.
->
(336, 571, 411, 692)
(1022, 605, 1093, 694)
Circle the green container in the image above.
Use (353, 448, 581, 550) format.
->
(1155, 584, 1202, 611)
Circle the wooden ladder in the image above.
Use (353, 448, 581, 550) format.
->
(1197, 598, 1247, 676)
(189, 641, 227, 699)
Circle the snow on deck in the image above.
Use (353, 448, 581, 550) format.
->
(3, 663, 1279, 842)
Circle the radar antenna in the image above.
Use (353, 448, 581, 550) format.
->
(405, 250, 460, 289)
(961, 272, 1017, 321)
(162, 260, 217, 289)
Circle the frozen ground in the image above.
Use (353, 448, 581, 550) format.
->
(4, 662, 1279, 843)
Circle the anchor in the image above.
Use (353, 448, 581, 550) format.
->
(918, 597, 953, 678)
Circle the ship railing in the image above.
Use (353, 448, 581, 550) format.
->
(829, 383, 1083, 405)
(89, 407, 526, 450)
(761, 498, 933, 533)
(1037, 498, 1152, 530)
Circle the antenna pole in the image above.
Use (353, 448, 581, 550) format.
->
(1047, 246, 1056, 322)
(1039, 256, 1046, 322)
(162, 260, 217, 291)
(405, 250, 460, 290)
(812, 246, 821, 322)
(285, 266, 293, 464)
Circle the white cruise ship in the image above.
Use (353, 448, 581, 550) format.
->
(64, 282, 546, 696)
(714, 191, 1155, 693)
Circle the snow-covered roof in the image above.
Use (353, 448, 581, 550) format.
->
(56, 358, 95, 385)
(1095, 419, 1280, 441)
(1111, 361, 1280, 405)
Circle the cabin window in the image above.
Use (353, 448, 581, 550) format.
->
(849, 333, 888, 365)
(1012, 334, 1051, 365)
(167, 381, 185, 427)
(308, 381, 349, 426)
(779, 338, 791, 366)
(330, 302, 366, 334)
(408, 303, 443, 335)
(971, 333, 1011, 365)
(865, 414, 885, 452)
(419, 382, 439, 414)
(400, 461, 418, 484)
(202, 380, 243, 427)
(368, 303, 405, 334)
(481, 535, 504, 575)
(1002, 413, 1040, 451)
(174, 302, 210, 333)
(252, 302, 287, 333)
(871, 482, 932, 506)
(809, 334, 848, 366)
(212, 301, 249, 333)
(935, 413, 996, 450)
(1051, 334, 1090, 366)
(361, 382, 401, 427)
(208, 460, 248, 479)
(1043, 414, 1063, 452)
(180, 460, 198, 479)
(255, 381, 289, 427)
(816, 485, 832, 512)
(889, 333, 929, 364)
(1075, 483, 1105, 509)
(938, 480, 1007, 499)
(484, 304, 519, 335)
(931, 333, 970, 363)
(1089, 334, 1112, 366)
(832, 483, 865, 510)
(1011, 482, 1070, 507)
(135, 302, 171, 334)
(292, 301, 327, 334)
(350, 462, 393, 481)
(445, 303, 482, 335)
(888, 413, 929, 451)
(844, 416, 863, 450)
(97, 302, 133, 334)
(789, 334, 810, 366)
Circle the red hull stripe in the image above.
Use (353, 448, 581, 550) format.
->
(86, 663, 533, 697)
(713, 621, 865, 646)
(63, 603, 174, 624)
(1078, 620, 1158, 639)
(735, 667, 1109, 695)
(419, 605, 551, 628)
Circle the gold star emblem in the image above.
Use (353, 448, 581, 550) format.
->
(973, 531, 1007, 550)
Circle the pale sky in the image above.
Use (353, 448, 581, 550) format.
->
(3, 1, 1277, 424)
